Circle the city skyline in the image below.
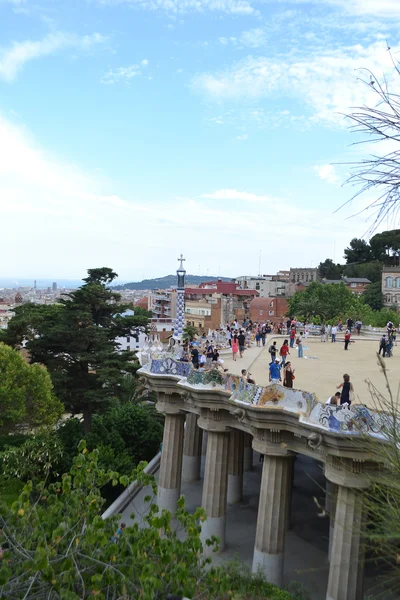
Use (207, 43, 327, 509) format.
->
(1, 0, 400, 279)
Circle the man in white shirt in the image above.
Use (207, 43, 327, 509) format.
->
(331, 325, 337, 343)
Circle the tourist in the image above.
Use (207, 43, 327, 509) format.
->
(337, 374, 354, 406)
(238, 330, 246, 358)
(231, 335, 239, 361)
(206, 342, 214, 367)
(255, 328, 261, 347)
(279, 339, 290, 366)
(387, 320, 394, 336)
(261, 326, 266, 346)
(355, 321, 362, 335)
(387, 335, 394, 358)
(241, 369, 255, 385)
(283, 361, 295, 388)
(304, 322, 309, 339)
(331, 325, 337, 343)
(320, 324, 326, 342)
(296, 335, 303, 358)
(286, 318, 292, 335)
(226, 326, 232, 347)
(269, 358, 281, 384)
(191, 346, 199, 366)
(337, 319, 343, 331)
(378, 334, 387, 357)
(347, 317, 353, 333)
(269, 340, 277, 362)
(344, 329, 351, 351)
(326, 392, 341, 405)
(289, 327, 296, 348)
(199, 351, 207, 368)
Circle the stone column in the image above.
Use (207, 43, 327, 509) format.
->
(285, 455, 295, 531)
(228, 430, 244, 504)
(182, 413, 202, 482)
(157, 413, 185, 514)
(243, 432, 253, 471)
(252, 454, 291, 587)
(325, 481, 338, 563)
(326, 485, 365, 600)
(200, 430, 230, 554)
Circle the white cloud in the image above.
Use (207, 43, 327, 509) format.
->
(192, 41, 400, 126)
(0, 32, 107, 82)
(314, 164, 338, 184)
(323, 0, 400, 17)
(201, 189, 274, 202)
(96, 0, 257, 14)
(219, 29, 267, 48)
(236, 133, 248, 140)
(101, 59, 149, 84)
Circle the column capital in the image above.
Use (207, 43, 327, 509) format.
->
(325, 456, 370, 489)
(251, 427, 293, 457)
(198, 409, 232, 433)
(156, 391, 186, 415)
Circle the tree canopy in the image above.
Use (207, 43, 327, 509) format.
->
(317, 259, 343, 280)
(0, 343, 63, 434)
(2, 268, 152, 432)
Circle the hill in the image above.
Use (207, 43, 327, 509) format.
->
(113, 274, 232, 291)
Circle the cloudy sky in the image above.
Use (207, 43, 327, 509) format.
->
(1, 0, 400, 281)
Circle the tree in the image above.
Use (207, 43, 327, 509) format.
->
(297, 297, 326, 321)
(0, 343, 62, 434)
(362, 281, 383, 311)
(318, 259, 343, 280)
(342, 260, 382, 284)
(369, 229, 400, 264)
(183, 325, 198, 342)
(288, 281, 356, 322)
(3, 268, 152, 433)
(0, 443, 292, 600)
(343, 238, 372, 265)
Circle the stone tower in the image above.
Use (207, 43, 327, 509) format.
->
(173, 254, 186, 340)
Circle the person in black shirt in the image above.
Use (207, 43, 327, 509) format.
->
(238, 331, 246, 358)
(191, 346, 199, 366)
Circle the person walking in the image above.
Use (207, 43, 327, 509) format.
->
(226, 326, 232, 347)
(344, 329, 351, 351)
(269, 340, 277, 363)
(387, 334, 393, 357)
(347, 317, 353, 333)
(255, 328, 261, 347)
(290, 327, 296, 348)
(269, 358, 281, 384)
(378, 334, 387, 357)
(279, 339, 290, 366)
(238, 330, 246, 358)
(231, 335, 239, 361)
(261, 326, 266, 347)
(331, 325, 337, 343)
(337, 374, 354, 406)
(283, 361, 295, 388)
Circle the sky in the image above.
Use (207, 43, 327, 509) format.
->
(1, 0, 400, 282)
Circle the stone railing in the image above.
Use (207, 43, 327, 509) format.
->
(140, 355, 393, 440)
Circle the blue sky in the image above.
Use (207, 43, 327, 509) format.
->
(1, 0, 400, 281)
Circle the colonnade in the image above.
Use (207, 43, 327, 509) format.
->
(157, 412, 367, 600)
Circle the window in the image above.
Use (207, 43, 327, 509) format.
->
(127, 345, 130, 351)
(270, 301, 274, 307)
(386, 277, 394, 288)
(351, 283, 356, 288)
(306, 273, 309, 282)
(396, 278, 400, 288)
(256, 283, 260, 290)
(301, 273, 304, 280)
(310, 274, 314, 281)
(127, 336, 130, 342)
(269, 310, 274, 316)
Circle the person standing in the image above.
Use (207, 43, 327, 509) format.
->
(255, 328, 261, 347)
(347, 317, 353, 333)
(231, 335, 239, 361)
(304, 322, 309, 339)
(279, 339, 290, 366)
(226, 326, 232, 347)
(387, 334, 393, 357)
(344, 329, 351, 351)
(269, 358, 282, 384)
(378, 334, 387, 357)
(191, 346, 199, 366)
(290, 327, 296, 348)
(297, 335, 304, 358)
(320, 324, 326, 342)
(331, 325, 337, 343)
(206, 342, 214, 367)
(238, 330, 246, 358)
(269, 340, 277, 363)
(261, 326, 266, 347)
(283, 361, 295, 388)
(337, 374, 354, 406)
(286, 318, 291, 335)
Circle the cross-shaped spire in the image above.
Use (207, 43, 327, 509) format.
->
(177, 253, 186, 270)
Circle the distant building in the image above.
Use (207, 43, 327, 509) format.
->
(52, 282, 57, 291)
(235, 275, 287, 298)
(382, 266, 400, 308)
(14, 292, 23, 304)
(287, 268, 320, 297)
(249, 297, 289, 324)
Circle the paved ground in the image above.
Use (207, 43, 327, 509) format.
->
(221, 335, 399, 409)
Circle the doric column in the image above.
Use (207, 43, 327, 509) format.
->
(182, 413, 202, 482)
(325, 481, 338, 563)
(157, 413, 185, 514)
(228, 430, 244, 504)
(252, 453, 291, 587)
(200, 430, 230, 554)
(285, 455, 295, 531)
(243, 432, 253, 471)
(326, 485, 365, 600)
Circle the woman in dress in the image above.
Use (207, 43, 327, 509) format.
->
(283, 361, 295, 388)
(337, 373, 354, 406)
(231, 335, 239, 361)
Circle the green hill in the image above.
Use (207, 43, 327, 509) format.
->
(113, 274, 232, 291)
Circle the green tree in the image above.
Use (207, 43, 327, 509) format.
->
(288, 282, 356, 322)
(3, 268, 152, 433)
(0, 443, 291, 600)
(183, 324, 198, 341)
(297, 297, 326, 321)
(370, 229, 400, 264)
(362, 281, 383, 311)
(344, 238, 372, 264)
(343, 260, 382, 284)
(318, 259, 343, 280)
(0, 343, 62, 434)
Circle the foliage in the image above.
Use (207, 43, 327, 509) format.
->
(318, 259, 343, 280)
(344, 238, 372, 264)
(0, 477, 24, 507)
(183, 324, 198, 342)
(0, 343, 63, 435)
(362, 281, 383, 311)
(1, 433, 63, 482)
(2, 268, 151, 433)
(342, 260, 382, 284)
(0, 443, 290, 600)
